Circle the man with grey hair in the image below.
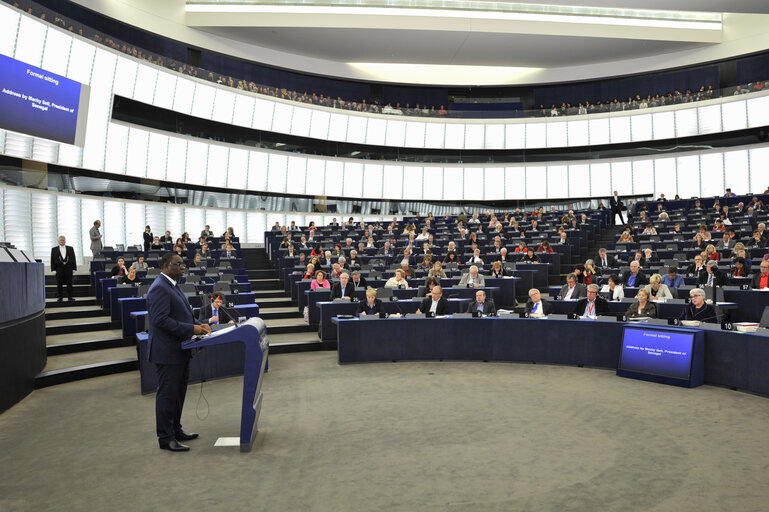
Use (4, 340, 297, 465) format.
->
(89, 219, 103, 257)
(679, 288, 718, 323)
(51, 235, 77, 302)
(524, 288, 553, 315)
(323, 250, 334, 268)
(558, 273, 586, 300)
(459, 265, 486, 287)
(573, 283, 608, 318)
(337, 256, 349, 270)
(697, 260, 727, 288)
(622, 260, 648, 287)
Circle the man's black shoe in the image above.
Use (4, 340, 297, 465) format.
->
(175, 431, 199, 442)
(57, 297, 64, 302)
(160, 439, 190, 452)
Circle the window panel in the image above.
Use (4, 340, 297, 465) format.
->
(247, 151, 268, 191)
(145, 205, 166, 245)
(205, 144, 229, 186)
(212, 89, 236, 125)
(132, 64, 158, 105)
(609, 116, 631, 144)
(675, 108, 699, 137)
(568, 163, 590, 198)
(328, 113, 349, 142)
(153, 72, 177, 110)
(56, 195, 82, 260)
(723, 150, 749, 195)
(191, 83, 216, 119)
(124, 203, 145, 251)
(309, 110, 331, 140)
(722, 100, 747, 132)
(567, 120, 589, 147)
(402, 167, 424, 200)
(31, 193, 57, 260)
(80, 198, 103, 256)
(102, 201, 125, 249)
(125, 127, 149, 177)
(465, 124, 485, 150)
(232, 94, 255, 128)
(652, 111, 675, 140)
(81, 49, 117, 171)
(525, 166, 547, 199)
(172, 77, 195, 115)
(676, 155, 701, 199)
(41, 28, 72, 77)
(146, 132, 168, 180)
(166, 137, 187, 183)
(362, 164, 383, 198)
(206, 210, 226, 237)
(697, 104, 722, 134)
(186, 140, 208, 185)
(272, 102, 293, 134)
(484, 167, 504, 200)
(346, 116, 367, 144)
(699, 152, 724, 198)
(630, 114, 652, 142)
(463, 168, 481, 200)
(227, 148, 248, 189)
(226, 211, 246, 242)
(252, 98, 275, 131)
(382, 165, 403, 199)
(590, 162, 611, 198)
(247, 211, 267, 245)
(164, 206, 183, 243)
(365, 118, 386, 146)
(404, 121, 426, 148)
(610, 161, 632, 196)
(631, 159, 654, 195)
(104, 123, 128, 174)
(385, 120, 406, 147)
(546, 122, 567, 148)
(443, 124, 464, 149)
(343, 162, 363, 197)
(184, 208, 205, 240)
(653, 157, 676, 200)
(504, 166, 525, 199)
(547, 165, 568, 198)
(0, 4, 20, 57)
(421, 167, 443, 201)
(750, 147, 769, 194)
(324, 161, 344, 197)
(484, 125, 504, 149)
(525, 123, 546, 148)
(505, 124, 526, 149)
(441, 167, 462, 200)
(14, 15, 46, 66)
(267, 153, 288, 193)
(286, 156, 307, 195)
(588, 118, 610, 145)
(289, 107, 312, 138)
(747, 95, 769, 128)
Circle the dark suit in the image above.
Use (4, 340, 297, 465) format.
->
(419, 296, 448, 317)
(161, 235, 173, 243)
(679, 303, 718, 323)
(610, 195, 625, 225)
(351, 276, 368, 288)
(573, 297, 609, 316)
(596, 254, 616, 269)
(331, 282, 356, 300)
(358, 299, 383, 316)
(143, 231, 153, 251)
(50, 245, 77, 299)
(524, 299, 553, 315)
(751, 272, 769, 289)
(621, 270, 648, 287)
(697, 269, 727, 288)
(198, 302, 233, 325)
(147, 274, 200, 446)
(466, 300, 497, 316)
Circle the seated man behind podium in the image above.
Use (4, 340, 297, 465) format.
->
(198, 294, 235, 325)
(358, 288, 383, 316)
(416, 285, 447, 317)
(751, 260, 769, 289)
(558, 273, 586, 300)
(385, 268, 410, 289)
(573, 284, 609, 318)
(525, 288, 553, 315)
(679, 288, 718, 323)
(459, 265, 486, 288)
(466, 290, 496, 316)
(331, 271, 356, 300)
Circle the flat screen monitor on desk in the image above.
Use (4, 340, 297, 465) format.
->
(617, 325, 704, 388)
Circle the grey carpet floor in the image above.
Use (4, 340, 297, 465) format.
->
(1, 352, 768, 512)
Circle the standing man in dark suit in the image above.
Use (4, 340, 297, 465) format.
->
(466, 290, 496, 316)
(147, 253, 210, 452)
(51, 236, 77, 302)
(143, 225, 153, 252)
(416, 286, 447, 317)
(610, 191, 625, 226)
(573, 284, 609, 318)
(89, 220, 103, 257)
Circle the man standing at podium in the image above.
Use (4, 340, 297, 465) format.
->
(147, 253, 211, 452)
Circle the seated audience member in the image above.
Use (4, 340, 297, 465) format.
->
(322, 251, 334, 268)
(358, 288, 383, 317)
(716, 233, 735, 250)
(525, 288, 553, 316)
(380, 242, 395, 258)
(595, 248, 616, 269)
(617, 232, 634, 243)
(131, 254, 149, 271)
(302, 264, 315, 280)
(331, 263, 344, 280)
(573, 264, 586, 284)
(519, 247, 540, 263)
(173, 244, 185, 257)
(642, 248, 656, 264)
(731, 257, 748, 277)
(748, 230, 768, 248)
(514, 241, 527, 253)
(661, 266, 685, 288)
(310, 244, 324, 257)
(622, 261, 648, 287)
(630, 250, 645, 268)
(284, 244, 296, 258)
(496, 247, 513, 264)
(385, 269, 410, 289)
(641, 224, 657, 236)
(348, 250, 362, 268)
(625, 288, 658, 318)
(601, 274, 624, 301)
(536, 241, 554, 254)
(573, 284, 609, 318)
(120, 267, 140, 286)
(751, 260, 769, 289)
(337, 256, 350, 271)
(199, 294, 235, 325)
(161, 230, 173, 243)
(459, 265, 486, 288)
(221, 243, 236, 259)
(644, 274, 673, 301)
(428, 261, 447, 280)
(310, 270, 330, 290)
(422, 276, 440, 297)
(558, 232, 569, 245)
(444, 252, 461, 265)
(686, 255, 706, 277)
(490, 260, 505, 278)
(150, 237, 163, 250)
(679, 288, 718, 323)
(697, 261, 727, 288)
(400, 261, 416, 280)
(558, 273, 586, 300)
(584, 260, 599, 282)
(468, 249, 484, 265)
(224, 227, 236, 238)
(416, 286, 447, 317)
(467, 290, 497, 316)
(418, 255, 433, 271)
(199, 243, 211, 259)
(190, 253, 204, 268)
(350, 271, 367, 288)
(331, 271, 355, 300)
(110, 257, 128, 277)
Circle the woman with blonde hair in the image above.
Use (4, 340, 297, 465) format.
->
(644, 273, 673, 301)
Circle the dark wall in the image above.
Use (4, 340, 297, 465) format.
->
(0, 312, 46, 413)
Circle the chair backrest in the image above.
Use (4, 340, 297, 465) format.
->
(760, 306, 769, 328)
(179, 283, 197, 294)
(668, 286, 678, 298)
(213, 282, 231, 294)
(376, 287, 394, 299)
(219, 272, 235, 282)
(674, 253, 687, 261)
(146, 268, 161, 277)
(115, 244, 125, 251)
(416, 285, 427, 297)
(663, 259, 678, 268)
(138, 284, 150, 298)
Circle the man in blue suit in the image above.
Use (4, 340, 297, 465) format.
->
(147, 253, 211, 452)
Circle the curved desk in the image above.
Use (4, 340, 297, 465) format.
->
(334, 316, 769, 397)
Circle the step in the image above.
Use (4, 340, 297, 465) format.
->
(44, 284, 91, 298)
(263, 317, 317, 334)
(267, 331, 323, 353)
(45, 305, 105, 320)
(45, 316, 115, 336)
(42, 346, 137, 372)
(46, 296, 98, 308)
(257, 306, 302, 320)
(249, 278, 283, 290)
(46, 328, 125, 346)
(47, 335, 131, 356)
(35, 359, 138, 389)
(246, 269, 277, 279)
(251, 290, 288, 299)
(44, 274, 91, 285)
(254, 297, 293, 307)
